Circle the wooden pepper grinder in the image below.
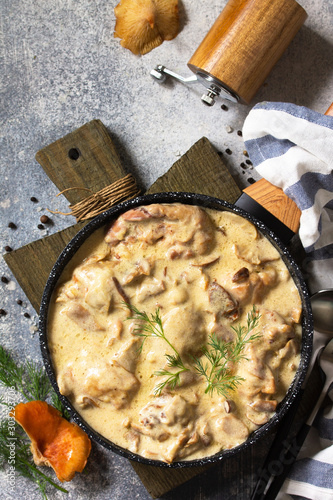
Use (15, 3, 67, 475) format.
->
(152, 0, 307, 105)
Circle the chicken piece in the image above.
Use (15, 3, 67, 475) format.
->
(57, 259, 115, 316)
(57, 350, 139, 409)
(74, 262, 114, 313)
(234, 236, 280, 265)
(260, 310, 295, 351)
(165, 285, 189, 305)
(64, 303, 105, 332)
(267, 338, 300, 372)
(281, 287, 302, 324)
(135, 277, 166, 302)
(210, 322, 237, 343)
(161, 305, 206, 356)
(112, 337, 140, 373)
(220, 211, 258, 240)
(164, 429, 192, 463)
(124, 430, 140, 453)
(106, 318, 123, 346)
(121, 258, 152, 285)
(208, 281, 239, 321)
(176, 420, 213, 459)
(165, 244, 194, 260)
(105, 203, 215, 256)
(222, 266, 277, 305)
(131, 394, 195, 462)
(290, 306, 302, 324)
(238, 343, 276, 396)
(278, 339, 299, 360)
(131, 394, 193, 437)
(207, 413, 250, 449)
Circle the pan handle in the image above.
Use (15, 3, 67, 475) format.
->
(325, 102, 333, 116)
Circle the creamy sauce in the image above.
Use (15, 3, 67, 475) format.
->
(48, 204, 302, 463)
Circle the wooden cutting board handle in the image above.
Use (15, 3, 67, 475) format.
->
(242, 102, 333, 233)
(35, 120, 127, 205)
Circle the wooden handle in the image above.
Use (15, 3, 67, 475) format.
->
(325, 102, 333, 116)
(188, 0, 307, 104)
(243, 102, 333, 233)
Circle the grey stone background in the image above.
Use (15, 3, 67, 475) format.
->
(0, 0, 332, 498)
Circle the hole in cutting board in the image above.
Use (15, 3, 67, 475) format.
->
(68, 148, 80, 160)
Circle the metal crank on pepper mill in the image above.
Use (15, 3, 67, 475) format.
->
(151, 0, 307, 106)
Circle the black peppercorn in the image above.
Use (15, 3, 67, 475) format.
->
(40, 215, 50, 224)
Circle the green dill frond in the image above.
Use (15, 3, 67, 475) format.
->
(192, 306, 261, 396)
(165, 354, 183, 369)
(153, 371, 181, 396)
(0, 344, 71, 498)
(24, 361, 52, 402)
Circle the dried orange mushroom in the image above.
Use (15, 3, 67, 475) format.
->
(11, 401, 91, 482)
(114, 0, 179, 55)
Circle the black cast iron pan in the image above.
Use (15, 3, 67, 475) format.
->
(39, 191, 313, 468)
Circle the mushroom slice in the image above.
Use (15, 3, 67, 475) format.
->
(232, 267, 250, 283)
(250, 399, 277, 413)
(114, 0, 179, 55)
(208, 281, 239, 321)
(11, 401, 91, 483)
(246, 399, 277, 425)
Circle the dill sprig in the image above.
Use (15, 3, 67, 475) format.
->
(191, 334, 245, 397)
(192, 306, 261, 396)
(0, 345, 69, 497)
(126, 304, 190, 396)
(129, 304, 261, 397)
(229, 305, 262, 361)
(0, 346, 50, 403)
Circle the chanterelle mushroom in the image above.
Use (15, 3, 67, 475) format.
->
(114, 0, 179, 55)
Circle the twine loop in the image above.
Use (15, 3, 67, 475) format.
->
(49, 174, 141, 222)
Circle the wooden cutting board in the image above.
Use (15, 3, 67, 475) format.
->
(4, 120, 244, 498)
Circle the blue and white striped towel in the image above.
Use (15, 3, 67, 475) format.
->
(242, 102, 333, 500)
(242, 101, 333, 295)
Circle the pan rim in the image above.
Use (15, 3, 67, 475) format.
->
(39, 191, 313, 468)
